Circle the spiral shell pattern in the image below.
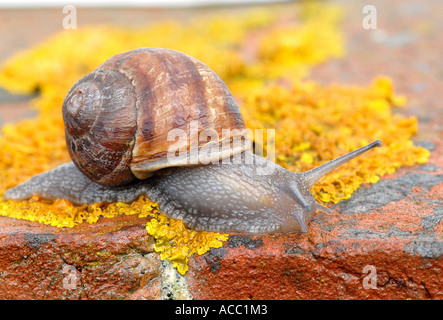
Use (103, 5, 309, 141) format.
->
(63, 48, 249, 186)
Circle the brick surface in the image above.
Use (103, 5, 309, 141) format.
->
(0, 215, 162, 299)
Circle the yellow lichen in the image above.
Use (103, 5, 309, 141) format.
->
(0, 195, 159, 228)
(240, 76, 431, 204)
(0, 2, 430, 274)
(146, 213, 228, 275)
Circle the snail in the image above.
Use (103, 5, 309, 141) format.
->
(3, 48, 382, 235)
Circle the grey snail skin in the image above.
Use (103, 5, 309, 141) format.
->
(3, 48, 383, 235)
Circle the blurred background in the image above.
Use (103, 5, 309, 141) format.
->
(0, 0, 292, 124)
(0, 0, 441, 114)
(0, 0, 285, 7)
(0, 0, 441, 140)
(0, 0, 289, 62)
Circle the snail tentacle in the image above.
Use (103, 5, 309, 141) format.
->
(302, 140, 382, 188)
(314, 202, 334, 215)
(292, 211, 308, 233)
(286, 183, 312, 212)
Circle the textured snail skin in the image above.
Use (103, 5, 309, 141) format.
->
(4, 141, 382, 235)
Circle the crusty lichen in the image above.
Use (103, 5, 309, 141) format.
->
(146, 213, 228, 275)
(0, 195, 158, 228)
(0, 2, 430, 274)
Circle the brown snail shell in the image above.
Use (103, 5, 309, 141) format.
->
(63, 48, 249, 186)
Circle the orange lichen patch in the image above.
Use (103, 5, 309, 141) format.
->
(426, 184, 443, 237)
(0, 195, 159, 228)
(353, 206, 424, 235)
(146, 213, 228, 275)
(252, 1, 344, 80)
(0, 114, 68, 195)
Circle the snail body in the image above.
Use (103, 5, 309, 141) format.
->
(3, 48, 382, 235)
